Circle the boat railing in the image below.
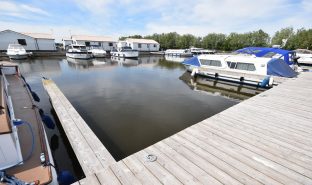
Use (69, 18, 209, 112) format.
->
(0, 68, 23, 164)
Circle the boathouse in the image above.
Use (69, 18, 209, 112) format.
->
(124, 38, 160, 52)
(0, 29, 56, 51)
(71, 35, 117, 51)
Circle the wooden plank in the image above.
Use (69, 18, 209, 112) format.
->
(162, 137, 243, 185)
(109, 161, 143, 185)
(201, 118, 312, 171)
(79, 174, 101, 185)
(171, 134, 263, 185)
(154, 141, 223, 185)
(143, 145, 201, 185)
(185, 125, 310, 184)
(134, 149, 183, 185)
(122, 154, 162, 185)
(96, 168, 121, 185)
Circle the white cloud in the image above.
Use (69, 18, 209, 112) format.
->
(0, 1, 50, 18)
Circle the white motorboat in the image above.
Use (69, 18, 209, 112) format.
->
(190, 47, 216, 55)
(66, 44, 92, 59)
(110, 46, 139, 58)
(295, 49, 312, 65)
(88, 46, 107, 58)
(165, 49, 193, 57)
(182, 54, 297, 87)
(6, 44, 30, 60)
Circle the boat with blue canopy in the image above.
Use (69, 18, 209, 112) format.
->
(235, 47, 296, 65)
(182, 54, 298, 87)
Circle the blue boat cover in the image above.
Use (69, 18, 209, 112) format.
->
(267, 59, 297, 77)
(236, 47, 295, 65)
(182, 56, 200, 67)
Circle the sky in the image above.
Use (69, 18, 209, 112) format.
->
(0, 0, 311, 41)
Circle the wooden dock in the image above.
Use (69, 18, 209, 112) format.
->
(43, 72, 312, 185)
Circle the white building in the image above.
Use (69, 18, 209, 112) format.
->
(124, 38, 160, 52)
(0, 29, 56, 51)
(71, 35, 117, 51)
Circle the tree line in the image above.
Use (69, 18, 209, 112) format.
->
(120, 27, 312, 51)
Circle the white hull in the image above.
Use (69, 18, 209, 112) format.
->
(92, 53, 106, 58)
(66, 52, 92, 59)
(111, 51, 139, 58)
(7, 54, 28, 60)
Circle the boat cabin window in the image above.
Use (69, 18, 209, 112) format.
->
(227, 62, 256, 71)
(229, 62, 236, 69)
(17, 39, 27, 46)
(73, 45, 86, 49)
(200, 59, 222, 67)
(154, 44, 157, 48)
(85, 42, 90, 46)
(109, 43, 113, 46)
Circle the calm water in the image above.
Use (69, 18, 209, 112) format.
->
(16, 56, 246, 179)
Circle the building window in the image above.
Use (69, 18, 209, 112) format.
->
(18, 39, 27, 46)
(147, 44, 149, 48)
(109, 42, 113, 46)
(154, 44, 156, 48)
(138, 43, 142, 48)
(85, 42, 90, 46)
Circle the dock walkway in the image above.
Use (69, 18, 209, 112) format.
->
(43, 72, 312, 184)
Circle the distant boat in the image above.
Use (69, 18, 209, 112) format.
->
(190, 47, 216, 55)
(294, 49, 312, 65)
(165, 49, 193, 57)
(6, 44, 30, 60)
(88, 46, 107, 58)
(66, 44, 92, 59)
(182, 54, 297, 87)
(110, 46, 139, 58)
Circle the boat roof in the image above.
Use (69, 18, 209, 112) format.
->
(235, 47, 294, 56)
(198, 54, 270, 63)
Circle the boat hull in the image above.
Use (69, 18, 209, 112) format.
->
(92, 53, 107, 58)
(111, 51, 139, 58)
(7, 54, 28, 60)
(66, 52, 92, 59)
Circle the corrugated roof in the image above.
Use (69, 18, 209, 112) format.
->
(72, 35, 117, 42)
(125, 38, 159, 44)
(22, 32, 54, 39)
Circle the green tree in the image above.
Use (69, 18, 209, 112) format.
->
(271, 27, 294, 46)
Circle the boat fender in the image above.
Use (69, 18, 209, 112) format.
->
(260, 76, 271, 88)
(191, 68, 199, 77)
(39, 109, 55, 129)
(268, 76, 274, 87)
(240, 77, 244, 82)
(57, 171, 76, 185)
(31, 91, 40, 102)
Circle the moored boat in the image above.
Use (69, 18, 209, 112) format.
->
(88, 46, 107, 58)
(6, 44, 30, 60)
(182, 54, 297, 87)
(66, 44, 92, 59)
(294, 49, 312, 65)
(110, 46, 139, 58)
(0, 61, 57, 184)
(190, 47, 216, 55)
(165, 49, 193, 57)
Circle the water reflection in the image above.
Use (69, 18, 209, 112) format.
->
(165, 55, 189, 63)
(179, 72, 265, 101)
